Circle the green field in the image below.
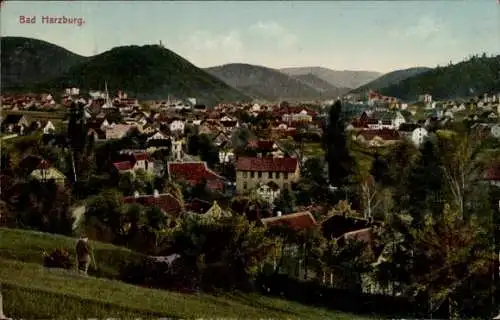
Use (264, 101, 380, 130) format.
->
(0, 228, 367, 319)
(303, 142, 325, 158)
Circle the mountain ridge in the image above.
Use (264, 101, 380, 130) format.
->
(2, 37, 250, 104)
(279, 67, 382, 89)
(349, 67, 432, 94)
(205, 63, 326, 101)
(377, 55, 500, 100)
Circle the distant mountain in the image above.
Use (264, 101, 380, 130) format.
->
(205, 63, 323, 101)
(3, 38, 249, 104)
(280, 67, 382, 89)
(378, 55, 500, 101)
(350, 67, 432, 94)
(292, 73, 350, 98)
(1, 36, 88, 89)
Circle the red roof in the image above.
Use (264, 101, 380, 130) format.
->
(343, 227, 372, 243)
(248, 139, 275, 150)
(261, 211, 316, 230)
(483, 163, 500, 181)
(236, 157, 298, 172)
(123, 193, 183, 216)
(37, 160, 50, 170)
(168, 162, 225, 190)
(133, 152, 149, 161)
(113, 161, 133, 171)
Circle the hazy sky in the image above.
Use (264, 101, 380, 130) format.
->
(2, 1, 499, 73)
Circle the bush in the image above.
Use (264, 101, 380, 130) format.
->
(43, 248, 73, 269)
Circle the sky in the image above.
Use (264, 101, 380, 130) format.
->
(1, 1, 499, 73)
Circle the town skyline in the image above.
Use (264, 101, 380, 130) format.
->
(1, 0, 499, 73)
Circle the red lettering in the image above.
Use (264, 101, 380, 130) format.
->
(19, 16, 36, 24)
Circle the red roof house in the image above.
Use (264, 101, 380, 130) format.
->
(122, 191, 183, 216)
(260, 211, 316, 231)
(167, 161, 226, 191)
(236, 157, 298, 173)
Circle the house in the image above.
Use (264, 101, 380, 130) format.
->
(113, 152, 155, 175)
(167, 161, 226, 191)
(198, 201, 233, 219)
(261, 211, 317, 231)
(354, 129, 400, 147)
(482, 163, 500, 187)
(363, 111, 406, 130)
(1, 114, 29, 133)
(410, 127, 429, 146)
(42, 120, 56, 134)
(29, 160, 67, 185)
(235, 157, 300, 193)
(105, 124, 137, 140)
(169, 120, 185, 134)
(171, 139, 185, 161)
(122, 190, 183, 217)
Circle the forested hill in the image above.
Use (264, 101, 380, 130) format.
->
(378, 55, 500, 100)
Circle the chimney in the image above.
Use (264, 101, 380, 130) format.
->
(154, 189, 160, 198)
(276, 211, 282, 217)
(134, 191, 140, 198)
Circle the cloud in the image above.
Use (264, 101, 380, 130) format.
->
(389, 16, 442, 41)
(248, 21, 298, 48)
(182, 30, 243, 53)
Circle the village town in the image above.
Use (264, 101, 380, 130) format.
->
(1, 0, 500, 317)
(2, 81, 500, 318)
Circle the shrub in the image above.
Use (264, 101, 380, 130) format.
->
(43, 248, 73, 269)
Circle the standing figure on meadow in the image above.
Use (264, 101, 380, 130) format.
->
(75, 234, 94, 275)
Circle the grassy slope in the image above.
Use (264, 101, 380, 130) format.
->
(0, 228, 366, 319)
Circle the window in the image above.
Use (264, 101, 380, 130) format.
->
(276, 172, 281, 179)
(268, 172, 273, 179)
(243, 182, 247, 190)
(243, 171, 248, 178)
(251, 171, 255, 178)
(284, 172, 288, 180)
(258, 172, 262, 178)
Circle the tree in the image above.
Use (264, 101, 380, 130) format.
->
(198, 134, 219, 169)
(405, 138, 445, 224)
(67, 101, 88, 182)
(322, 238, 373, 290)
(436, 130, 488, 218)
(323, 100, 355, 187)
(375, 205, 494, 318)
(15, 179, 73, 235)
(165, 215, 274, 290)
(84, 189, 125, 243)
(274, 188, 296, 214)
(409, 205, 492, 318)
(370, 152, 391, 186)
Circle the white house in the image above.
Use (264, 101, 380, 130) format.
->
(169, 120, 185, 134)
(171, 139, 185, 161)
(147, 131, 169, 141)
(393, 111, 407, 130)
(42, 121, 56, 134)
(411, 127, 429, 146)
(491, 124, 500, 138)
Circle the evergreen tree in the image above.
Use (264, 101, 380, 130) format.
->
(323, 100, 354, 187)
(370, 152, 391, 186)
(406, 138, 444, 224)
